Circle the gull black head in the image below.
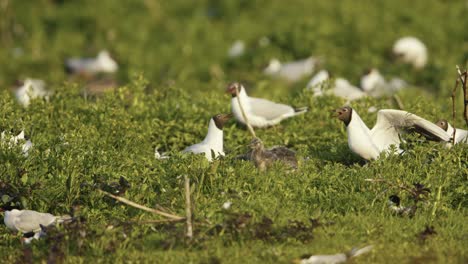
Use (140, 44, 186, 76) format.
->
(213, 113, 232, 130)
(388, 195, 401, 206)
(0, 204, 21, 212)
(332, 106, 352, 126)
(226, 82, 242, 97)
(435, 119, 448, 131)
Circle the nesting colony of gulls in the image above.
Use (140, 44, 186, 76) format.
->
(1, 34, 465, 261)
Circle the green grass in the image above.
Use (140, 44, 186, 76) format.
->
(0, 0, 467, 263)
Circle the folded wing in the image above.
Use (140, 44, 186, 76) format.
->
(248, 97, 294, 120)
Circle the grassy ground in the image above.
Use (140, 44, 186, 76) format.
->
(0, 0, 467, 263)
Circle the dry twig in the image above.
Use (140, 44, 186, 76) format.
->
(456, 66, 468, 127)
(235, 85, 257, 138)
(184, 175, 193, 239)
(392, 94, 405, 110)
(451, 77, 459, 146)
(364, 178, 416, 196)
(98, 189, 184, 220)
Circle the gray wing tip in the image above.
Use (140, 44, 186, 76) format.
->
(294, 107, 308, 113)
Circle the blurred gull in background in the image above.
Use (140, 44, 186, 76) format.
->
(392, 36, 427, 69)
(360, 68, 407, 97)
(296, 245, 373, 264)
(263, 56, 319, 82)
(65, 50, 118, 76)
(14, 78, 50, 107)
(227, 40, 245, 58)
(1, 130, 33, 156)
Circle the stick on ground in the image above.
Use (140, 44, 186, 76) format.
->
(184, 175, 193, 239)
(98, 189, 184, 220)
(235, 86, 257, 138)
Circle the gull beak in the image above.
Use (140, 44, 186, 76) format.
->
(331, 108, 342, 117)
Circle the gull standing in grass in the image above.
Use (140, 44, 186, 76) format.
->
(333, 107, 451, 160)
(1, 130, 33, 156)
(1, 205, 71, 243)
(360, 68, 407, 97)
(248, 137, 298, 171)
(263, 57, 319, 82)
(183, 114, 232, 161)
(295, 245, 373, 264)
(226, 82, 308, 128)
(14, 78, 50, 107)
(392, 36, 428, 69)
(65, 50, 118, 76)
(308, 72, 367, 102)
(435, 119, 468, 145)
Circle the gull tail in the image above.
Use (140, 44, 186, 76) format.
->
(294, 106, 308, 115)
(56, 214, 73, 224)
(348, 245, 373, 258)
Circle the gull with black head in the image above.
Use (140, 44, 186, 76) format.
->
(183, 113, 232, 161)
(333, 107, 451, 160)
(226, 82, 307, 128)
(435, 119, 468, 145)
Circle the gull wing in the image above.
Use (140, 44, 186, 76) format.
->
(332, 78, 367, 101)
(370, 110, 450, 150)
(248, 97, 294, 120)
(14, 210, 56, 233)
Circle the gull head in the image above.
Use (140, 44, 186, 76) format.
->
(332, 106, 352, 126)
(226, 82, 242, 97)
(388, 195, 401, 206)
(96, 50, 118, 73)
(435, 119, 448, 131)
(213, 113, 232, 130)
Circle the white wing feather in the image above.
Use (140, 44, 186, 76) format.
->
(371, 110, 450, 150)
(248, 97, 294, 120)
(14, 210, 57, 233)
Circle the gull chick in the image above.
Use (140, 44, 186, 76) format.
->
(14, 78, 50, 107)
(392, 37, 428, 69)
(183, 113, 232, 161)
(248, 137, 298, 171)
(263, 57, 318, 82)
(435, 119, 468, 145)
(1, 206, 71, 243)
(333, 107, 451, 160)
(65, 50, 118, 75)
(226, 83, 308, 128)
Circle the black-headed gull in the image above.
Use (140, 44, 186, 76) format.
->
(393, 37, 427, 69)
(1, 130, 33, 156)
(226, 83, 308, 128)
(65, 50, 118, 75)
(14, 78, 50, 107)
(388, 195, 415, 217)
(435, 119, 468, 145)
(308, 72, 367, 102)
(296, 245, 373, 264)
(360, 68, 407, 97)
(333, 107, 451, 160)
(183, 113, 232, 161)
(248, 137, 297, 171)
(1, 206, 71, 243)
(263, 57, 318, 82)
